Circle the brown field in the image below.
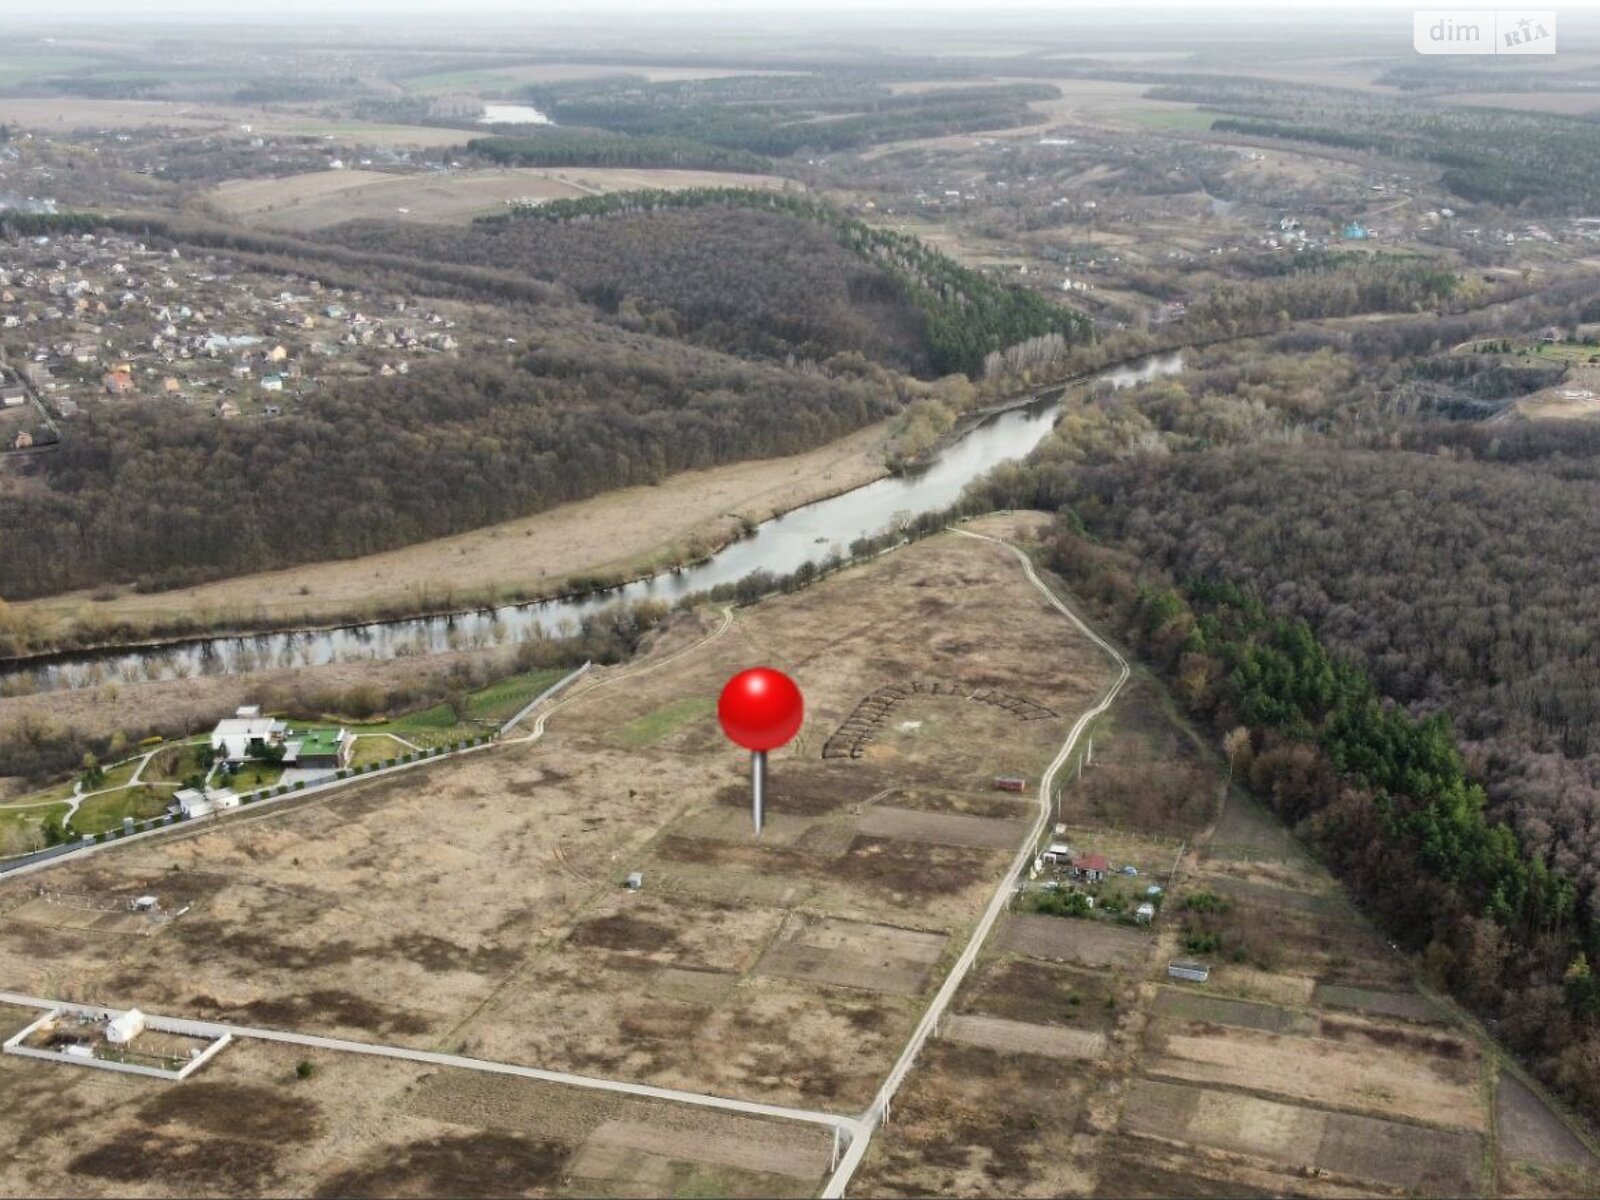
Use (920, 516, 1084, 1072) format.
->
(0, 516, 1112, 1193)
(1314, 982, 1444, 1025)
(1150, 988, 1315, 1037)
(0, 98, 471, 146)
(856, 805, 1030, 849)
(998, 912, 1151, 969)
(0, 1033, 831, 1198)
(754, 915, 947, 995)
(851, 1041, 1097, 1196)
(1144, 1021, 1484, 1131)
(942, 1013, 1106, 1060)
(956, 956, 1128, 1031)
(13, 418, 892, 646)
(206, 166, 794, 231)
(1121, 1078, 1482, 1194)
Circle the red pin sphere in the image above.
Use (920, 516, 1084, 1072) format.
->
(718, 667, 804, 752)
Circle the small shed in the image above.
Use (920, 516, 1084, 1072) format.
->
(1168, 960, 1210, 984)
(1135, 902, 1156, 924)
(131, 896, 158, 912)
(1042, 842, 1073, 865)
(624, 872, 644, 891)
(105, 1009, 145, 1045)
(993, 776, 1026, 793)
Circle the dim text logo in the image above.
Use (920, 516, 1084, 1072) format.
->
(1414, 10, 1556, 54)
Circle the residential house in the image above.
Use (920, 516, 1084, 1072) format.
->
(102, 370, 133, 396)
(282, 728, 353, 771)
(1072, 854, 1110, 883)
(210, 709, 288, 761)
(12, 431, 33, 449)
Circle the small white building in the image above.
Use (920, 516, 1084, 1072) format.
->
(105, 1008, 145, 1045)
(174, 787, 241, 820)
(174, 788, 213, 819)
(1135, 902, 1157, 923)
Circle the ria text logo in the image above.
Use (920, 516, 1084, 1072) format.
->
(1414, 10, 1556, 54)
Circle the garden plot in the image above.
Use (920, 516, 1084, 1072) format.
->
(754, 914, 946, 996)
(998, 912, 1150, 970)
(942, 1013, 1106, 1060)
(1143, 1022, 1485, 1132)
(1120, 1078, 1481, 1194)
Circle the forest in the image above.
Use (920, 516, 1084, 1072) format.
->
(0, 319, 901, 602)
(467, 187, 1092, 376)
(467, 130, 774, 173)
(514, 73, 1058, 157)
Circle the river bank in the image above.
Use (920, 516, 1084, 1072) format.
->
(3, 417, 897, 664)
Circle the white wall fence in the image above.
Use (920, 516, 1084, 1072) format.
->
(3, 1007, 232, 1081)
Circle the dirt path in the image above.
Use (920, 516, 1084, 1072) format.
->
(821, 525, 1132, 1197)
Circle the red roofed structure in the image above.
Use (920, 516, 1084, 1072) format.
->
(1073, 854, 1110, 882)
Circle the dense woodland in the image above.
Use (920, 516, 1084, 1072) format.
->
(0, 320, 900, 602)
(467, 131, 774, 173)
(325, 203, 938, 371)
(471, 188, 1093, 376)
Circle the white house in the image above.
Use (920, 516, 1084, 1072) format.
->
(210, 708, 286, 761)
(105, 1008, 145, 1045)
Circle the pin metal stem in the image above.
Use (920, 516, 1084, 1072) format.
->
(752, 750, 767, 836)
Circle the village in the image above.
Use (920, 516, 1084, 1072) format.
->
(0, 227, 470, 449)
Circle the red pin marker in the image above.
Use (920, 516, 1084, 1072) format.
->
(718, 667, 804, 836)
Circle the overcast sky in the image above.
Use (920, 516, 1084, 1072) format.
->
(19, 0, 1600, 18)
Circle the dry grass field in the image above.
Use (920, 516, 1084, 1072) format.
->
(0, 98, 471, 146)
(0, 516, 1114, 1194)
(206, 166, 794, 232)
(0, 1033, 832, 1198)
(11, 418, 893, 647)
(852, 650, 1600, 1198)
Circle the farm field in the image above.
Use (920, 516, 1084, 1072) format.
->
(0, 516, 1113, 1195)
(852, 652, 1600, 1197)
(205, 166, 795, 231)
(0, 1033, 833, 1198)
(0, 98, 471, 146)
(11, 417, 893, 647)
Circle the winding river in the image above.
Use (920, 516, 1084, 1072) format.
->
(6, 351, 1184, 694)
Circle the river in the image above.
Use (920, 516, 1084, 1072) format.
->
(5, 351, 1184, 694)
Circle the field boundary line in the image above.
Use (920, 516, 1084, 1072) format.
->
(819, 526, 1131, 1197)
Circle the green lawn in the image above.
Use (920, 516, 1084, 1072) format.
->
(348, 667, 568, 747)
(222, 761, 285, 792)
(94, 758, 141, 791)
(145, 740, 213, 783)
(610, 696, 716, 748)
(0, 802, 72, 857)
(349, 734, 408, 768)
(72, 787, 171, 837)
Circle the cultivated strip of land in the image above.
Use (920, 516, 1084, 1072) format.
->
(820, 526, 1132, 1197)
